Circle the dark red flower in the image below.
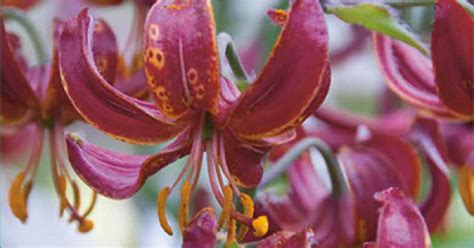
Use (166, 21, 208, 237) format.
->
(59, 0, 330, 241)
(373, 0, 473, 120)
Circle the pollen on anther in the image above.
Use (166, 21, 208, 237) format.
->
(149, 24, 160, 41)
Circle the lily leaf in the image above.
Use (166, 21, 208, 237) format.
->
(326, 3, 429, 55)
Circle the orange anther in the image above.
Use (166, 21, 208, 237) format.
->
(78, 219, 94, 233)
(460, 165, 474, 215)
(178, 181, 191, 233)
(157, 187, 173, 235)
(218, 185, 233, 229)
(9, 172, 29, 223)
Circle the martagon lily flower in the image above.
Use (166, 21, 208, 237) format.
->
(0, 12, 140, 231)
(58, 0, 330, 242)
(373, 0, 473, 120)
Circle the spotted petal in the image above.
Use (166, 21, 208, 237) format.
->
(257, 228, 316, 248)
(143, 0, 220, 118)
(432, 0, 473, 117)
(229, 0, 330, 140)
(65, 128, 192, 199)
(363, 188, 431, 248)
(59, 10, 186, 144)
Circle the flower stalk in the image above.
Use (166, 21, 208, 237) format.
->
(0, 7, 48, 63)
(260, 137, 349, 197)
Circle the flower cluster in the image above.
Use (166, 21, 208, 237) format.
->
(1, 0, 472, 247)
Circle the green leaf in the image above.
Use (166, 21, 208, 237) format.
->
(326, 3, 429, 55)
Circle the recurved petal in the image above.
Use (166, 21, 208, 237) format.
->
(59, 10, 185, 144)
(361, 132, 422, 199)
(1, 19, 39, 123)
(432, 0, 473, 117)
(222, 131, 265, 188)
(65, 128, 191, 199)
(144, 0, 219, 118)
(182, 208, 218, 248)
(372, 34, 461, 119)
(365, 188, 431, 248)
(91, 19, 118, 84)
(229, 0, 330, 140)
(338, 146, 404, 243)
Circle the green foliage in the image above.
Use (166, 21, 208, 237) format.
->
(326, 3, 429, 55)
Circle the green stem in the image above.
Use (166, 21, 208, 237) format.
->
(216, 32, 249, 82)
(259, 138, 349, 197)
(1, 7, 48, 64)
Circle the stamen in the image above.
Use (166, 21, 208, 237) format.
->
(237, 193, 255, 240)
(157, 187, 173, 235)
(218, 185, 233, 229)
(225, 218, 237, 248)
(178, 181, 191, 233)
(217, 132, 240, 195)
(58, 175, 68, 217)
(68, 181, 81, 222)
(8, 128, 44, 223)
(81, 191, 98, 219)
(78, 219, 94, 233)
(251, 216, 269, 238)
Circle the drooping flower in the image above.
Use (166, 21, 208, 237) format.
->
(58, 0, 330, 242)
(256, 126, 421, 247)
(313, 107, 452, 232)
(1, 15, 141, 232)
(363, 188, 432, 248)
(373, 0, 473, 120)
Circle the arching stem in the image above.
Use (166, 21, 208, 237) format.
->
(260, 137, 349, 197)
(217, 32, 250, 83)
(1, 7, 48, 64)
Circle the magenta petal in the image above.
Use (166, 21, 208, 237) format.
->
(338, 146, 404, 242)
(1, 19, 39, 123)
(59, 10, 186, 144)
(222, 131, 265, 188)
(91, 18, 119, 84)
(432, 0, 473, 117)
(230, 0, 330, 140)
(65, 128, 191, 199)
(367, 188, 431, 248)
(182, 208, 218, 248)
(411, 117, 451, 232)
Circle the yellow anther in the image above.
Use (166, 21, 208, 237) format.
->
(459, 165, 474, 215)
(237, 193, 255, 240)
(78, 219, 94, 233)
(157, 187, 173, 235)
(251, 216, 269, 237)
(9, 172, 29, 223)
(225, 218, 237, 248)
(178, 181, 191, 233)
(218, 185, 233, 229)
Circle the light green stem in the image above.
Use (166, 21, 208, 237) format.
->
(217, 32, 249, 82)
(1, 7, 48, 64)
(260, 138, 349, 197)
